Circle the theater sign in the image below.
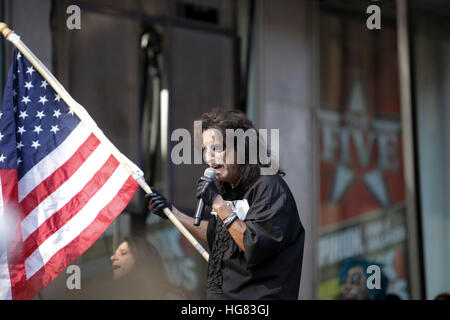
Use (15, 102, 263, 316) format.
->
(317, 77, 411, 300)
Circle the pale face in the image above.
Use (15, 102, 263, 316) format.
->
(202, 128, 239, 185)
(110, 241, 135, 280)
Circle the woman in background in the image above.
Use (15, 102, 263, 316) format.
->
(110, 236, 185, 300)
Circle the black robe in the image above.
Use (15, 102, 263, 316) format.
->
(206, 174, 305, 300)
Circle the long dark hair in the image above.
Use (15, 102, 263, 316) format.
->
(197, 108, 284, 194)
(119, 236, 172, 299)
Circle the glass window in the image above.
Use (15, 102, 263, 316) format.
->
(317, 2, 411, 300)
(412, 1, 450, 300)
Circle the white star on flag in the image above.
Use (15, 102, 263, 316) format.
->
(0, 131, 3, 141)
(54, 94, 61, 102)
(50, 125, 60, 134)
(41, 80, 48, 89)
(31, 140, 41, 149)
(33, 125, 43, 134)
(38, 96, 48, 105)
(19, 110, 29, 119)
(36, 111, 45, 119)
(21, 96, 31, 105)
(17, 126, 26, 135)
(16, 141, 24, 150)
(0, 153, 6, 162)
(53, 109, 62, 119)
(26, 66, 35, 75)
(24, 81, 33, 90)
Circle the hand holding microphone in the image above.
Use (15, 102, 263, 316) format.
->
(194, 168, 218, 226)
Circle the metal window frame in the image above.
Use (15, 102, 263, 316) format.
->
(396, 0, 426, 300)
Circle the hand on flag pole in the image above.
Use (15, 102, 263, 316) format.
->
(0, 22, 208, 300)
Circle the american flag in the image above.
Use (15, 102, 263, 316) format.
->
(0, 49, 139, 300)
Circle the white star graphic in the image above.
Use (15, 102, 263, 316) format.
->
(31, 140, 40, 149)
(50, 125, 60, 134)
(319, 79, 400, 208)
(39, 95, 48, 105)
(68, 109, 74, 116)
(36, 110, 46, 119)
(16, 141, 24, 150)
(19, 110, 29, 119)
(17, 157, 22, 165)
(0, 112, 2, 119)
(33, 125, 43, 134)
(41, 80, 48, 89)
(21, 96, 31, 105)
(24, 81, 34, 90)
(53, 109, 62, 119)
(17, 52, 22, 60)
(54, 94, 61, 102)
(0, 131, 3, 141)
(0, 154, 6, 163)
(17, 126, 26, 135)
(26, 66, 35, 76)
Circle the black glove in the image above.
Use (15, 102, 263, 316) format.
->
(145, 188, 172, 220)
(196, 176, 219, 207)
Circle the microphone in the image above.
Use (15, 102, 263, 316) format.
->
(194, 167, 216, 226)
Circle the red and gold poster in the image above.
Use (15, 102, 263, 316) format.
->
(317, 14, 410, 300)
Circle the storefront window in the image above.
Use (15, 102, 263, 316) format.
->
(412, 2, 450, 299)
(317, 4, 411, 300)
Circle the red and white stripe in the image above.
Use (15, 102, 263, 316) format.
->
(0, 169, 18, 300)
(0, 172, 13, 300)
(0, 122, 138, 300)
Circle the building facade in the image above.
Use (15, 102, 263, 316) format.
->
(1, 0, 449, 300)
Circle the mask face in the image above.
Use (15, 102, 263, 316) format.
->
(202, 128, 239, 184)
(110, 241, 135, 280)
(341, 266, 369, 300)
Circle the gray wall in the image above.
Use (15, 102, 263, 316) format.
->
(251, 0, 317, 299)
(169, 25, 235, 211)
(3, 0, 52, 73)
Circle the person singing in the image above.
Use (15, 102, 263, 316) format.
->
(147, 108, 305, 299)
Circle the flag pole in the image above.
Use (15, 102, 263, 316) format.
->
(0, 22, 209, 262)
